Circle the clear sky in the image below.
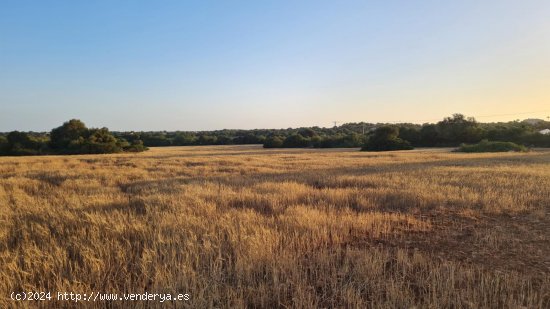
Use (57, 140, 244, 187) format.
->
(1, 0, 549, 131)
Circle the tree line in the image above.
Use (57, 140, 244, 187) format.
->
(1, 114, 549, 155)
(266, 114, 550, 150)
(114, 114, 549, 150)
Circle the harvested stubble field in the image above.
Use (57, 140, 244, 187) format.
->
(1, 145, 549, 308)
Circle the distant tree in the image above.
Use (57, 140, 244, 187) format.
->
(318, 133, 365, 148)
(318, 135, 340, 148)
(419, 124, 439, 146)
(342, 133, 366, 147)
(215, 135, 233, 145)
(141, 133, 171, 147)
(310, 135, 323, 147)
(82, 128, 122, 154)
(50, 119, 89, 150)
(116, 132, 142, 144)
(173, 133, 197, 146)
(398, 125, 421, 146)
(256, 135, 267, 144)
(5, 131, 46, 155)
(485, 124, 530, 142)
(233, 133, 263, 144)
(521, 131, 550, 147)
(282, 134, 310, 148)
(298, 128, 317, 138)
(7, 131, 30, 146)
(436, 114, 483, 145)
(198, 135, 217, 145)
(263, 136, 284, 148)
(362, 126, 413, 151)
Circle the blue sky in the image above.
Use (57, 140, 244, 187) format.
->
(1, 0, 549, 131)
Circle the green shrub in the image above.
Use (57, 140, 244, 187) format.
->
(124, 140, 148, 152)
(456, 140, 528, 153)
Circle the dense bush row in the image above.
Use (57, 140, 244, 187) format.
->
(0, 120, 147, 156)
(456, 140, 528, 153)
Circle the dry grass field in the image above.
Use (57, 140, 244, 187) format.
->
(1, 145, 549, 308)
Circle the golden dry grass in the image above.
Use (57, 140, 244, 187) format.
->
(1, 145, 549, 308)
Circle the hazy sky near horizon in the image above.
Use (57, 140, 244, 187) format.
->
(1, 0, 549, 131)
